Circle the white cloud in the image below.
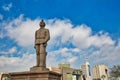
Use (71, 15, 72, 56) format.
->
(0, 14, 4, 38)
(72, 25, 114, 49)
(47, 47, 82, 68)
(0, 14, 120, 71)
(0, 47, 17, 55)
(0, 53, 36, 72)
(89, 40, 120, 66)
(47, 20, 114, 49)
(3, 15, 114, 49)
(68, 56, 78, 63)
(4, 15, 39, 47)
(2, 3, 12, 11)
(9, 47, 17, 54)
(0, 32, 4, 39)
(0, 14, 3, 20)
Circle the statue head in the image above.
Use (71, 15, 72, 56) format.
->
(39, 20, 45, 27)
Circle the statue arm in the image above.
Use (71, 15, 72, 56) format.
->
(34, 31, 37, 48)
(44, 29, 50, 43)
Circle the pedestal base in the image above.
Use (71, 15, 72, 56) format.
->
(30, 66, 49, 72)
(8, 71, 61, 80)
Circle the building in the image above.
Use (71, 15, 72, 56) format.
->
(58, 63, 70, 68)
(0, 72, 9, 80)
(81, 59, 92, 80)
(93, 64, 109, 80)
(49, 63, 82, 80)
(60, 64, 82, 80)
(0, 72, 2, 80)
(48, 67, 61, 73)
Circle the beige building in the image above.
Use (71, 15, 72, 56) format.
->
(0, 72, 8, 80)
(93, 64, 109, 80)
(81, 59, 92, 80)
(49, 64, 82, 80)
(0, 72, 2, 80)
(48, 67, 61, 73)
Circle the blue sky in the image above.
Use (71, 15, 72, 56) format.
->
(0, 0, 120, 72)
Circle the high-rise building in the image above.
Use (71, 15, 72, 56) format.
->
(93, 64, 109, 80)
(81, 59, 92, 80)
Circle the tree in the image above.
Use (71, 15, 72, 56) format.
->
(110, 65, 120, 78)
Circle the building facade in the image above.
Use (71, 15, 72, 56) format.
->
(81, 59, 92, 80)
(93, 64, 109, 80)
(48, 67, 61, 73)
(49, 64, 82, 80)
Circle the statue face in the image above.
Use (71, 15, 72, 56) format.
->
(39, 20, 45, 27)
(40, 23, 45, 27)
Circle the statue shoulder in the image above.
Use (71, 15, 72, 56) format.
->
(44, 28, 49, 32)
(36, 29, 40, 32)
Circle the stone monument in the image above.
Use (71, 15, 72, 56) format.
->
(3, 20, 61, 80)
(30, 20, 50, 71)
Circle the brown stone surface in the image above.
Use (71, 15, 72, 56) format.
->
(30, 66, 49, 72)
(8, 71, 61, 80)
(34, 20, 50, 71)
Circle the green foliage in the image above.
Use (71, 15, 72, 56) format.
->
(110, 65, 120, 78)
(5, 77, 12, 80)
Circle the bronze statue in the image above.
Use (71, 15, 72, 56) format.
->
(34, 20, 50, 70)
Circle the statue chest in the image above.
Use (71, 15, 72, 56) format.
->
(37, 29, 46, 37)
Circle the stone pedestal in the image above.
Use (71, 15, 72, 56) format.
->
(8, 71, 61, 80)
(30, 66, 49, 71)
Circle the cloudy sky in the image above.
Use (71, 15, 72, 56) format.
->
(0, 0, 120, 72)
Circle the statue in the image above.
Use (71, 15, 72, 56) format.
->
(34, 20, 50, 70)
